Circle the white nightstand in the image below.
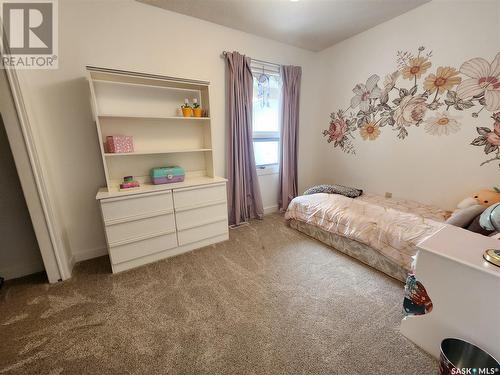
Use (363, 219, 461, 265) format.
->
(400, 225, 500, 360)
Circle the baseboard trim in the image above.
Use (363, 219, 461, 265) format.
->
(264, 205, 279, 215)
(72, 246, 108, 263)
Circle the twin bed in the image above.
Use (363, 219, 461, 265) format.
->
(285, 192, 450, 282)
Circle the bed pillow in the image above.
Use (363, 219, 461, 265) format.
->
(303, 184, 363, 198)
(445, 204, 486, 228)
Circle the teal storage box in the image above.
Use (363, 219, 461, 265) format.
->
(150, 166, 185, 185)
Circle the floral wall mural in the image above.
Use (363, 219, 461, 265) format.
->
(322, 47, 500, 168)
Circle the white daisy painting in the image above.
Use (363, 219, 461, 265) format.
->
(424, 112, 461, 136)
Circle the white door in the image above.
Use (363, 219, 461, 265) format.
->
(0, 67, 68, 282)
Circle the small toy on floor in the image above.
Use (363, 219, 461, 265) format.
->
(119, 176, 140, 191)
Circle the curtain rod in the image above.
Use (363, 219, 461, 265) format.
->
(221, 51, 281, 68)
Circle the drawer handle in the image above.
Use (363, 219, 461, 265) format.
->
(102, 190, 172, 203)
(173, 182, 226, 193)
(174, 199, 226, 213)
(177, 217, 227, 231)
(104, 209, 174, 226)
(109, 229, 176, 248)
(179, 232, 228, 247)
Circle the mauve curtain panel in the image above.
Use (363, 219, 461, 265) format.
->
(279, 65, 302, 211)
(224, 51, 264, 226)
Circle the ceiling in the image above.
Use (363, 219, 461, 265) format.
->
(138, 0, 430, 52)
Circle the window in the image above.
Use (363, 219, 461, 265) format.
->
(252, 62, 281, 168)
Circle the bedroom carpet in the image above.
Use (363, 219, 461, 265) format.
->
(0, 213, 437, 374)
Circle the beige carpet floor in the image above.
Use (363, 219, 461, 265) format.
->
(0, 213, 437, 374)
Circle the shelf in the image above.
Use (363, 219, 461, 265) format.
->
(96, 175, 227, 200)
(92, 77, 207, 92)
(89, 67, 216, 194)
(104, 149, 212, 157)
(98, 114, 210, 121)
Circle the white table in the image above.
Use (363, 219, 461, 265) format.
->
(400, 225, 500, 361)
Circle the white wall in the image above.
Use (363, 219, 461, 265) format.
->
(258, 168, 280, 214)
(16, 0, 319, 262)
(316, 0, 500, 209)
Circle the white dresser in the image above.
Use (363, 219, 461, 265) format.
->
(400, 225, 500, 361)
(97, 179, 228, 273)
(88, 67, 229, 273)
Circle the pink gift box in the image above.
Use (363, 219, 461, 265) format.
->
(106, 135, 134, 153)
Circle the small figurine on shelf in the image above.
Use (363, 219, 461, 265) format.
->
(181, 98, 193, 117)
(119, 176, 140, 191)
(192, 98, 203, 117)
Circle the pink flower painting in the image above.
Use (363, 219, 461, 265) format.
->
(457, 53, 500, 112)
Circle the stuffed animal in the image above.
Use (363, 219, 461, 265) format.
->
(446, 188, 500, 235)
(446, 187, 500, 229)
(471, 187, 500, 207)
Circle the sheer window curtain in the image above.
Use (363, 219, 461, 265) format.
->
(279, 65, 302, 211)
(224, 51, 264, 226)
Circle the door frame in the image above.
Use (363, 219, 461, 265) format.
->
(0, 63, 71, 282)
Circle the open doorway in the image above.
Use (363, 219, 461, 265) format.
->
(0, 114, 45, 282)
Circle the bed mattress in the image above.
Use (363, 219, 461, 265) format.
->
(285, 193, 448, 275)
(289, 219, 408, 282)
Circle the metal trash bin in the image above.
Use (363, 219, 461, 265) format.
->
(439, 338, 499, 375)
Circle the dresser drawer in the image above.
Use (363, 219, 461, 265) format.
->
(105, 213, 176, 246)
(175, 202, 227, 231)
(177, 219, 228, 246)
(101, 191, 173, 223)
(173, 183, 226, 211)
(109, 232, 177, 265)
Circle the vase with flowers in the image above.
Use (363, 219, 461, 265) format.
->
(181, 98, 193, 117)
(192, 98, 203, 117)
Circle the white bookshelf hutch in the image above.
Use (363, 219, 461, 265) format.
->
(87, 66, 228, 273)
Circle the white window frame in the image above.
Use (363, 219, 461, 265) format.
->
(253, 132, 280, 174)
(251, 60, 281, 173)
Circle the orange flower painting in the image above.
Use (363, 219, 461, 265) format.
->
(360, 122, 381, 140)
(424, 67, 462, 95)
(401, 57, 432, 80)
